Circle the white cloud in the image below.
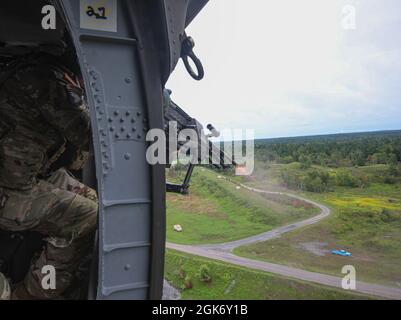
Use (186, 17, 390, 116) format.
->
(167, 0, 401, 138)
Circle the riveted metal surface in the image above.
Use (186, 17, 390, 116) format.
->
(108, 107, 147, 142)
(162, 0, 209, 77)
(88, 69, 113, 177)
(57, 0, 208, 300)
(59, 0, 156, 300)
(163, 0, 190, 74)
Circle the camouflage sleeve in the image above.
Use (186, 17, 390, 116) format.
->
(42, 68, 90, 149)
(11, 64, 91, 149)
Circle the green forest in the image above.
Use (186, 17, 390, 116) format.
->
(254, 130, 401, 192)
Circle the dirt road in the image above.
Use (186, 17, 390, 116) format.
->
(201, 183, 331, 251)
(167, 242, 401, 299)
(167, 175, 401, 299)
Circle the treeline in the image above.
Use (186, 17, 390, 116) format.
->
(281, 168, 331, 193)
(255, 131, 401, 193)
(255, 130, 401, 168)
(280, 166, 375, 193)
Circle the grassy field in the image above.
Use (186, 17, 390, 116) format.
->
(235, 163, 401, 287)
(165, 249, 374, 300)
(166, 168, 319, 244)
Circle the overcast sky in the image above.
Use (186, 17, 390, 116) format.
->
(167, 0, 401, 139)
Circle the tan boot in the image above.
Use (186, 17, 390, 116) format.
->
(0, 272, 11, 300)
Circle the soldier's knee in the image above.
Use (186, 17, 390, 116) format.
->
(79, 197, 98, 226)
(87, 199, 98, 220)
(65, 196, 98, 237)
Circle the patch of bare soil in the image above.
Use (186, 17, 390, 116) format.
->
(297, 242, 330, 256)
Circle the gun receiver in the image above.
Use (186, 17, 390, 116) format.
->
(163, 90, 234, 194)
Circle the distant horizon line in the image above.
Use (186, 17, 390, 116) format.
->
(211, 128, 401, 143)
(255, 128, 401, 141)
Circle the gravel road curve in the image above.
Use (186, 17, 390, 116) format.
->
(166, 174, 401, 299)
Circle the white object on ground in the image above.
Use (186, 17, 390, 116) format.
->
(173, 224, 183, 232)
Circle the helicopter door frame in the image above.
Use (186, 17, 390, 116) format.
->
(58, 0, 166, 300)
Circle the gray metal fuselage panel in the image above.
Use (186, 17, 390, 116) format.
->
(59, 0, 161, 300)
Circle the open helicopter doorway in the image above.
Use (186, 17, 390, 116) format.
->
(0, 0, 99, 300)
(1, 0, 170, 300)
(0, 0, 212, 300)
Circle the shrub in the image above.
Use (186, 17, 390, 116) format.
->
(178, 266, 185, 279)
(380, 208, 401, 223)
(198, 264, 212, 283)
(384, 175, 396, 184)
(335, 171, 356, 187)
(184, 275, 193, 289)
(280, 168, 330, 193)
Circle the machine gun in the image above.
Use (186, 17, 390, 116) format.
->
(163, 90, 234, 194)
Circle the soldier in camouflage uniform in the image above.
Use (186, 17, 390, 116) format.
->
(0, 54, 98, 299)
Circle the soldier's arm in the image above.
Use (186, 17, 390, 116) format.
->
(42, 68, 90, 149)
(11, 64, 91, 149)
